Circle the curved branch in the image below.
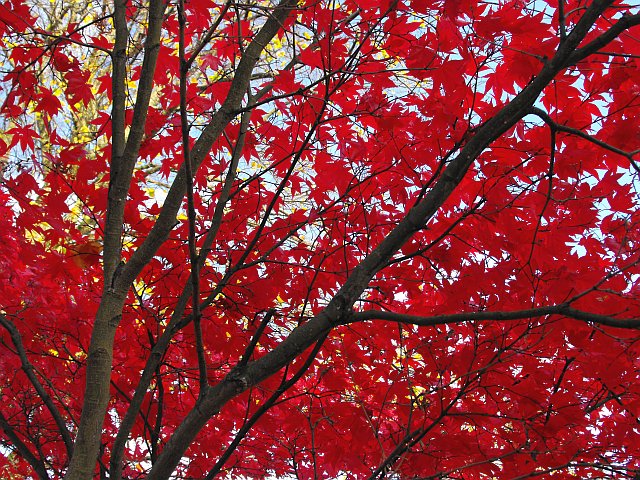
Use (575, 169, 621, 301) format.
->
(0, 314, 74, 457)
(529, 106, 640, 174)
(0, 410, 50, 480)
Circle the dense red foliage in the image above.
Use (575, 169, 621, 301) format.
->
(1, 0, 639, 478)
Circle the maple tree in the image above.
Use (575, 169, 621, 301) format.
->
(0, 0, 639, 477)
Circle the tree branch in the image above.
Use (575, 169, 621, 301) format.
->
(205, 333, 328, 479)
(105, 0, 167, 283)
(237, 309, 276, 371)
(563, 13, 640, 68)
(0, 313, 74, 457)
(186, 0, 232, 69)
(0, 410, 50, 480)
(349, 306, 640, 329)
(103, 0, 129, 283)
(142, 3, 622, 477)
(529, 106, 640, 174)
(178, 0, 207, 399)
(119, 0, 300, 290)
(109, 63, 265, 480)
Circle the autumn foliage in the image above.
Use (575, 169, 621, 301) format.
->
(1, 0, 640, 478)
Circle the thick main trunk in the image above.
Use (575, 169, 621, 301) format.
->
(63, 292, 125, 480)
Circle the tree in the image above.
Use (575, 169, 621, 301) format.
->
(0, 0, 639, 477)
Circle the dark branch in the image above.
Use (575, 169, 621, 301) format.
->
(237, 309, 276, 371)
(0, 410, 50, 480)
(564, 13, 640, 67)
(529, 106, 640, 174)
(0, 313, 74, 457)
(178, 0, 208, 399)
(349, 306, 640, 329)
(205, 334, 327, 479)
